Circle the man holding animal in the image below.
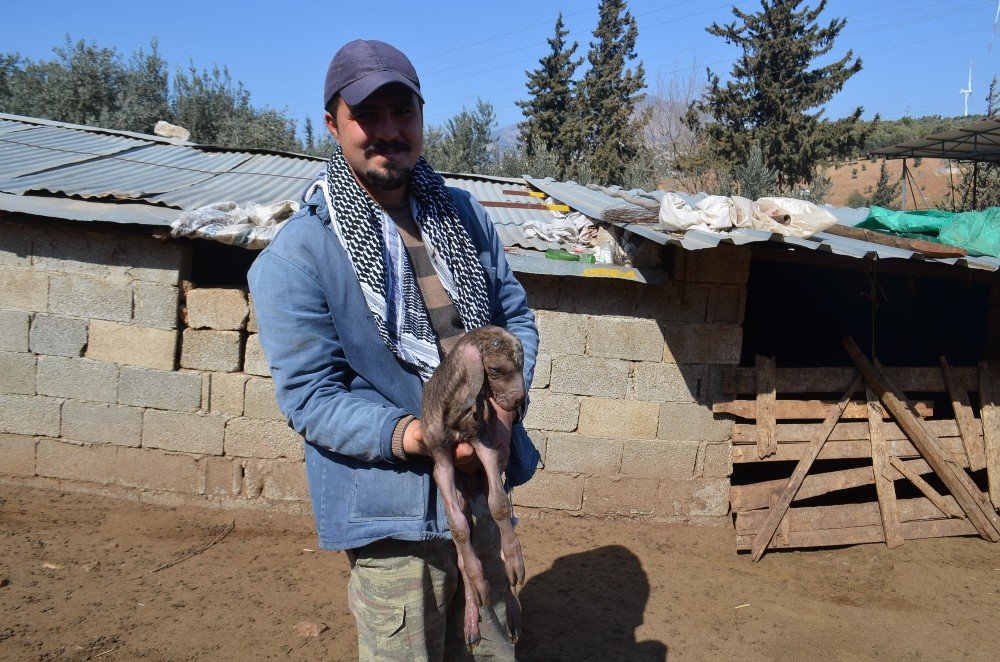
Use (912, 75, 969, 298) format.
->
(248, 39, 539, 661)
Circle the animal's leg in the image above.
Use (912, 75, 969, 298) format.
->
(430, 455, 490, 610)
(467, 435, 525, 589)
(503, 580, 522, 644)
(451, 480, 483, 652)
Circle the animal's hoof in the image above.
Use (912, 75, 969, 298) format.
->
(466, 633, 481, 651)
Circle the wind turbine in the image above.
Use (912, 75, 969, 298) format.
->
(960, 61, 973, 117)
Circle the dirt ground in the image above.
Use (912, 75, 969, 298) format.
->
(1, 485, 999, 661)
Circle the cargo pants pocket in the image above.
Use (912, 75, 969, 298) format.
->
(348, 578, 412, 661)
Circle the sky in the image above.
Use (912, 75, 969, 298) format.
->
(2, 0, 999, 137)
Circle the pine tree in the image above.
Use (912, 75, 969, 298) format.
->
(516, 13, 582, 178)
(690, 0, 871, 190)
(868, 161, 897, 208)
(572, 0, 647, 186)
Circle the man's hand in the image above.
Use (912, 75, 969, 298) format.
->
(401, 419, 482, 474)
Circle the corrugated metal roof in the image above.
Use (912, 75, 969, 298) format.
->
(871, 119, 1000, 162)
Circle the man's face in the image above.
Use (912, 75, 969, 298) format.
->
(325, 84, 423, 193)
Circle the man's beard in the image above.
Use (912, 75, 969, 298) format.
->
(359, 140, 413, 191)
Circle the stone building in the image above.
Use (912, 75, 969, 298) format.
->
(1, 114, 997, 525)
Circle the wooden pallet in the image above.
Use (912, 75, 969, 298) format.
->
(717, 345, 1000, 560)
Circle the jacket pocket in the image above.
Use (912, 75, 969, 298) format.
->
(349, 464, 426, 521)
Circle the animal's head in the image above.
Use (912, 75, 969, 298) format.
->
(469, 327, 525, 413)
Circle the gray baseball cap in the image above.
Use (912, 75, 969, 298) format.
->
(324, 39, 423, 110)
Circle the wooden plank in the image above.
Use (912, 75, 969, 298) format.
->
(755, 355, 777, 459)
(723, 366, 978, 396)
(821, 223, 968, 258)
(732, 437, 969, 463)
(736, 496, 960, 536)
(868, 386, 904, 548)
(732, 419, 969, 444)
(844, 338, 1000, 542)
(713, 399, 935, 420)
(889, 457, 964, 519)
(736, 518, 978, 551)
(730, 456, 972, 512)
(941, 356, 987, 471)
(981, 361, 1000, 509)
(501, 189, 545, 198)
(478, 200, 571, 212)
(750, 377, 861, 562)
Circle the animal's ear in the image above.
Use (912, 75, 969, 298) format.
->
(456, 343, 485, 411)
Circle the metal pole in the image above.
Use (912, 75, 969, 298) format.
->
(900, 159, 908, 211)
(973, 161, 980, 209)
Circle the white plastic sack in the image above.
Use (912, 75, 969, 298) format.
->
(752, 197, 837, 238)
(170, 200, 299, 249)
(658, 192, 837, 238)
(522, 212, 596, 246)
(658, 193, 742, 231)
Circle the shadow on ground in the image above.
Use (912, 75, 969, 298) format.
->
(517, 544, 667, 661)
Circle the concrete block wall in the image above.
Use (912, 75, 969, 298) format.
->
(513, 243, 749, 524)
(0, 217, 308, 515)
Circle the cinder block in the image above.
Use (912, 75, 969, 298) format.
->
(531, 354, 551, 389)
(142, 409, 227, 455)
(29, 314, 88, 357)
(210, 372, 248, 415)
(524, 429, 549, 466)
(662, 323, 742, 365)
(636, 281, 709, 322)
(48, 274, 132, 321)
(87, 320, 178, 371)
(61, 400, 142, 447)
(256, 460, 309, 501)
(0, 394, 61, 436)
(511, 471, 583, 510)
(559, 279, 638, 317)
(550, 356, 629, 398)
(0, 310, 30, 352)
(180, 329, 242, 373)
(204, 455, 242, 497)
(517, 273, 559, 310)
(118, 366, 202, 412)
(585, 316, 664, 361)
(680, 244, 750, 284)
(621, 439, 698, 478)
(0, 269, 48, 311)
(657, 402, 733, 442)
(706, 284, 747, 324)
(700, 442, 733, 478)
(0, 351, 35, 395)
(116, 446, 203, 493)
(578, 398, 659, 439)
(535, 310, 586, 356)
(583, 475, 659, 516)
(243, 333, 269, 376)
(186, 288, 249, 331)
(657, 478, 730, 517)
(133, 282, 180, 329)
(243, 377, 284, 421)
(545, 434, 622, 475)
(36, 356, 118, 403)
(36, 438, 116, 484)
(632, 362, 700, 402)
(247, 295, 258, 332)
(224, 418, 304, 460)
(522, 390, 579, 432)
(0, 434, 35, 476)
(32, 225, 188, 285)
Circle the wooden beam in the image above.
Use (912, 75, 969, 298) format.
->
(941, 356, 987, 471)
(736, 518, 978, 551)
(980, 360, 1000, 509)
(736, 496, 960, 536)
(821, 223, 968, 258)
(732, 419, 969, 444)
(889, 456, 965, 519)
(723, 366, 978, 396)
(478, 200, 570, 212)
(714, 399, 935, 420)
(501, 189, 546, 198)
(755, 355, 777, 459)
(732, 436, 969, 464)
(844, 338, 1000, 542)
(750, 376, 861, 561)
(868, 386, 904, 548)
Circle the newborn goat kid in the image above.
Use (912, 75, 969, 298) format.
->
(421, 325, 527, 651)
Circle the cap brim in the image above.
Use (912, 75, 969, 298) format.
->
(339, 72, 423, 106)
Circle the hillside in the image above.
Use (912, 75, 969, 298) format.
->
(824, 157, 957, 209)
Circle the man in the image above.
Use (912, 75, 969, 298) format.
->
(248, 39, 539, 661)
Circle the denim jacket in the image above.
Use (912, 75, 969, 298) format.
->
(247, 184, 539, 550)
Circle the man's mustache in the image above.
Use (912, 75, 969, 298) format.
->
(364, 140, 411, 158)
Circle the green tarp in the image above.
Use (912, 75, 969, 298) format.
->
(858, 206, 1000, 258)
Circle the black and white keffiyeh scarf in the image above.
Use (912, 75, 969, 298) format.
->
(305, 145, 491, 381)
